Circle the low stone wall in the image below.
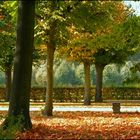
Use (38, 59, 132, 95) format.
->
(0, 87, 140, 102)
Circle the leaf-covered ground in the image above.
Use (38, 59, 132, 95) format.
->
(14, 111, 140, 139)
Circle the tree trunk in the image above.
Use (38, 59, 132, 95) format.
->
(44, 44, 55, 116)
(5, 67, 12, 101)
(95, 63, 105, 102)
(43, 2, 57, 117)
(2, 1, 35, 130)
(83, 62, 91, 105)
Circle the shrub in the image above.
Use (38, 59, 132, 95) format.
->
(0, 87, 140, 102)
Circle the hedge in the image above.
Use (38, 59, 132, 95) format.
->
(0, 87, 140, 102)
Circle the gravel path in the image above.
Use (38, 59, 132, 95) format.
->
(0, 105, 140, 112)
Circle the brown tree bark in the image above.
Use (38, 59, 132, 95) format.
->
(5, 66, 12, 101)
(95, 63, 105, 102)
(43, 2, 57, 116)
(44, 44, 55, 116)
(2, 1, 35, 130)
(83, 62, 91, 105)
(44, 22, 56, 116)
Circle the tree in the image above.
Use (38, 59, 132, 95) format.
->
(0, 1, 16, 101)
(60, 1, 140, 103)
(93, 15, 140, 102)
(59, 1, 131, 104)
(2, 1, 35, 130)
(36, 1, 58, 116)
(58, 31, 94, 105)
(35, 1, 79, 116)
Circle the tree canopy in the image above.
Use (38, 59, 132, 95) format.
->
(0, 1, 16, 71)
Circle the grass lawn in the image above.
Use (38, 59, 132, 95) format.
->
(1, 111, 140, 139)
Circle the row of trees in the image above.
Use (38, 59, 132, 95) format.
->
(58, 2, 140, 103)
(1, 59, 139, 87)
(0, 1, 140, 130)
(30, 59, 139, 87)
(38, 1, 140, 113)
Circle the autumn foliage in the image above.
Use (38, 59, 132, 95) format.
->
(14, 111, 140, 139)
(57, 1, 131, 64)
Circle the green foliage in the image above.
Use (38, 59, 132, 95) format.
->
(0, 1, 16, 72)
(0, 72, 5, 86)
(65, 1, 140, 67)
(31, 59, 140, 87)
(75, 64, 84, 84)
(103, 64, 124, 87)
(75, 64, 96, 85)
(54, 60, 81, 86)
(90, 15, 140, 65)
(103, 61, 138, 87)
(31, 63, 47, 87)
(123, 62, 140, 85)
(35, 1, 70, 47)
(69, 1, 131, 33)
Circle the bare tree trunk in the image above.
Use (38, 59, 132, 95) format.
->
(43, 1, 57, 117)
(5, 67, 12, 101)
(83, 62, 91, 105)
(44, 22, 56, 116)
(44, 44, 55, 116)
(95, 63, 105, 102)
(2, 1, 35, 130)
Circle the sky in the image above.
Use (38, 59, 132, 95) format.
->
(124, 1, 140, 15)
